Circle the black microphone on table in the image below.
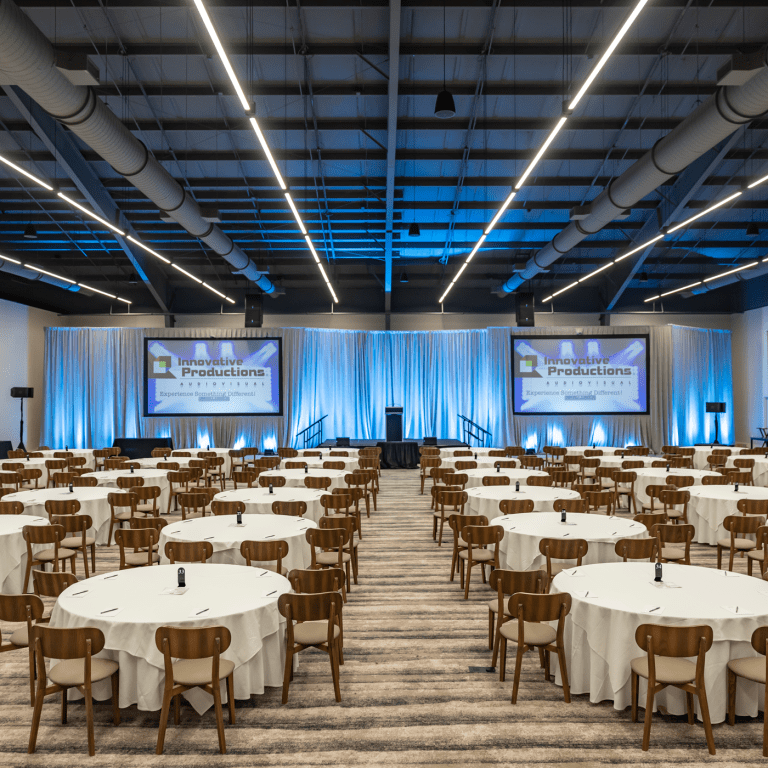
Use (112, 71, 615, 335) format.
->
(69, 482, 73, 494)
(304, 465, 308, 474)
(269, 484, 273, 494)
(65, 445, 68, 452)
(474, 452, 477, 460)
(496, 463, 500, 473)
(666, 463, 670, 473)
(130, 465, 134, 474)
(515, 481, 520, 492)
(236, 508, 243, 525)
(561, 509, 566, 523)
(655, 562, 662, 582)
(26, 454, 29, 462)
(178, 567, 186, 588)
(735, 482, 740, 492)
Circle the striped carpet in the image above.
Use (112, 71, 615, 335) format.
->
(0, 469, 766, 766)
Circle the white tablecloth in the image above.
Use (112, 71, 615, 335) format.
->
(633, 468, 719, 507)
(441, 457, 510, 471)
(687, 446, 731, 471)
(88, 469, 171, 515)
(0, 515, 48, 593)
(462, 468, 547, 489)
(687, 485, 768, 545)
(159, 515, 315, 571)
(259, 469, 347, 492)
(567, 446, 625, 456)
(1, 457, 48, 474)
(597, 456, 658, 470)
(51, 564, 292, 713)
(551, 562, 768, 722)
(214, 487, 328, 523)
(302, 457, 360, 472)
(467, 486, 581, 521)
(726, 456, 768, 486)
(135, 456, 194, 470)
(38, 449, 96, 470)
(442, 447, 501, 456)
(496, 512, 646, 571)
(181, 448, 233, 477)
(297, 448, 360, 459)
(5, 487, 114, 546)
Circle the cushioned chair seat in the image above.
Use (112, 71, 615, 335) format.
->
(172, 657, 235, 686)
(630, 655, 696, 684)
(457, 536, 468, 547)
(549, 562, 572, 577)
(316, 551, 351, 566)
(114, 511, 133, 521)
(747, 550, 765, 561)
(10, 625, 28, 647)
(60, 535, 95, 549)
(458, 549, 494, 562)
(124, 551, 160, 566)
(49, 657, 119, 687)
(728, 656, 767, 684)
(666, 509, 685, 519)
(487, 598, 510, 616)
(136, 502, 157, 514)
(35, 547, 76, 562)
(19, 483, 38, 491)
(717, 537, 756, 551)
(499, 620, 556, 646)
(661, 546, 686, 561)
(293, 620, 340, 646)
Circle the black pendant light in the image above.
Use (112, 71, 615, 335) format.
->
(23, 223, 37, 239)
(434, 6, 455, 119)
(408, 222, 421, 237)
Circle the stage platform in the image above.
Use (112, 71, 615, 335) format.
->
(319, 439, 467, 469)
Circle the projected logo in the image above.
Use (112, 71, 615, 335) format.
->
(517, 355, 540, 378)
(149, 355, 175, 379)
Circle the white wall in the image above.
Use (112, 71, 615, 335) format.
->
(731, 307, 768, 444)
(0, 298, 58, 450)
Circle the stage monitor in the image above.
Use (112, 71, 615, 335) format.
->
(512, 334, 649, 416)
(706, 402, 726, 413)
(144, 337, 283, 417)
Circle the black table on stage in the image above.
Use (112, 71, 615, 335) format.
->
(320, 438, 468, 469)
(112, 437, 174, 460)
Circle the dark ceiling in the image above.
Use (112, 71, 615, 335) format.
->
(0, 0, 767, 319)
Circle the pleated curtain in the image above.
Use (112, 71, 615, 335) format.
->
(41, 324, 733, 452)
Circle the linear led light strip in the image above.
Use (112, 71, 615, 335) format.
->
(191, 0, 339, 303)
(438, 0, 651, 304)
(643, 260, 763, 302)
(0, 153, 236, 304)
(541, 188, 750, 303)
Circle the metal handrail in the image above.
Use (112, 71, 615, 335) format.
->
(296, 414, 327, 448)
(459, 414, 492, 448)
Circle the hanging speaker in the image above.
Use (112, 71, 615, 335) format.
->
(10, 387, 33, 398)
(245, 293, 263, 328)
(515, 293, 535, 327)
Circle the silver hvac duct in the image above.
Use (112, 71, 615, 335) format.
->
(0, 258, 80, 291)
(499, 47, 768, 294)
(687, 260, 768, 295)
(0, 0, 275, 295)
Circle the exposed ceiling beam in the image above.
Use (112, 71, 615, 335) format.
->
(2, 86, 170, 312)
(14, 0, 768, 7)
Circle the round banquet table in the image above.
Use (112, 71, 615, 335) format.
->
(632, 467, 719, 507)
(88, 469, 171, 515)
(597, 455, 658, 470)
(259, 468, 347, 492)
(159, 514, 315, 571)
(51, 564, 292, 712)
(687, 485, 768, 545)
(214, 487, 328, 523)
(550, 562, 768, 722)
(462, 468, 547, 489)
(180, 448, 233, 477)
(38, 449, 96, 470)
(726, 455, 768, 486)
(440, 457, 513, 471)
(4, 486, 114, 545)
(302, 457, 360, 472)
(0, 515, 48, 593)
(1, 457, 48, 473)
(135, 456, 194, 470)
(442, 447, 502, 457)
(297, 448, 360, 459)
(467, 485, 581, 521)
(496, 512, 646, 571)
(566, 446, 625, 457)
(688, 446, 727, 471)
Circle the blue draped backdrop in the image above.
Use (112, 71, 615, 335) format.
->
(41, 324, 733, 452)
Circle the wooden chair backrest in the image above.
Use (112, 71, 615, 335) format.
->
(305, 476, 332, 489)
(0, 593, 44, 623)
(32, 570, 78, 598)
(634, 512, 666, 531)
(614, 537, 657, 562)
(738, 498, 768, 516)
(272, 500, 306, 516)
(651, 522, 694, 546)
(23, 523, 64, 545)
(164, 540, 213, 563)
(724, 514, 765, 535)
(0, 501, 23, 515)
(31, 625, 106, 660)
(288, 567, 344, 594)
(498, 498, 534, 515)
(553, 498, 588, 514)
(155, 625, 231, 658)
(634, 623, 712, 657)
(527, 475, 553, 487)
(509, 591, 571, 623)
(539, 537, 588, 562)
(278, 591, 342, 624)
(259, 475, 286, 487)
(240, 539, 289, 566)
(285, 461, 308, 469)
(482, 475, 510, 486)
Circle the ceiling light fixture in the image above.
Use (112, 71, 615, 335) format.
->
(515, 116, 568, 190)
(191, 0, 250, 110)
(485, 191, 516, 235)
(0, 155, 54, 191)
(434, 6, 455, 119)
(401, 271, 409, 283)
(746, 222, 760, 237)
(25, 264, 75, 283)
(23, 223, 37, 240)
(666, 191, 742, 233)
(408, 222, 421, 237)
(285, 193, 307, 235)
(58, 192, 125, 235)
(249, 117, 286, 190)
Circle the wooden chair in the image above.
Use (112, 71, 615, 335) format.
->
(324, 491, 363, 539)
(115, 528, 160, 568)
(727, 469, 753, 486)
(539, 536, 589, 582)
(733, 458, 756, 485)
(727, 626, 768, 755)
(103, 457, 128, 471)
(0, 593, 45, 705)
(268, 500, 305, 517)
(738, 498, 768, 518)
(171, 451, 192, 458)
(28, 625, 120, 756)
(232, 470, 258, 489)
(22, 524, 76, 593)
(578, 457, 600, 483)
(151, 447, 172, 459)
(18, 468, 42, 491)
(106, 491, 137, 546)
(594, 466, 616, 489)
(583, 449, 604, 458)
(660, 488, 690, 524)
(498, 592, 572, 704)
(631, 623, 715, 754)
(459, 524, 503, 599)
(453, 449, 473, 457)
(228, 449, 248, 478)
(32, 570, 78, 599)
(615, 537, 658, 562)
(305, 476, 332, 490)
(129, 516, 167, 552)
(447, 514, 488, 583)
(450, 472, 469, 490)
(44, 459, 67, 487)
(433, 489, 467, 546)
(518, 456, 544, 470)
(306, 527, 351, 598)
(166, 470, 191, 513)
(132, 485, 161, 517)
(482, 475, 510, 486)
(155, 625, 234, 754)
(284, 461, 308, 470)
(188, 459, 209, 488)
(747, 526, 768, 577)
(613, 470, 638, 514)
(50, 513, 95, 578)
(344, 473, 374, 517)
(527, 475, 553, 487)
(92, 448, 109, 471)
(319, 516, 360, 585)
(621, 460, 644, 470)
(358, 457, 381, 487)
(551, 470, 578, 488)
(72, 475, 97, 487)
(259, 474, 286, 488)
(240, 539, 290, 575)
(454, 460, 477, 472)
(488, 450, 507, 458)
(634, 512, 666, 533)
(487, 569, 547, 667)
(203, 456, 226, 491)
(667, 475, 694, 490)
(717, 514, 764, 571)
(164, 541, 213, 564)
(351, 469, 378, 512)
(179, 491, 210, 521)
(116, 475, 143, 491)
(553, 497, 588, 515)
(323, 461, 345, 470)
(499, 498, 535, 516)
(651, 523, 694, 564)
(0, 500, 23, 515)
(278, 447, 299, 459)
(585, 489, 615, 515)
(278, 592, 343, 704)
(156, 461, 180, 471)
(494, 459, 518, 469)
(628, 446, 650, 456)
(505, 447, 525, 457)
(707, 453, 728, 470)
(701, 474, 728, 485)
(51, 472, 76, 488)
(641, 484, 674, 514)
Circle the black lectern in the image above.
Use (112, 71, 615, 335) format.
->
(385, 407, 403, 442)
(706, 402, 726, 445)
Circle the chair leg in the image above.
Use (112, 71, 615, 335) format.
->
(226, 674, 235, 725)
(641, 682, 655, 751)
(450, 547, 458, 582)
(111, 672, 121, 725)
(686, 691, 695, 725)
(27, 647, 35, 707)
(726, 669, 736, 725)
(511, 645, 524, 704)
(330, 642, 342, 702)
(82, 547, 89, 580)
(717, 546, 722, 570)
(697, 686, 716, 755)
(61, 687, 67, 723)
(91, 543, 96, 573)
(22, 559, 32, 594)
(557, 646, 570, 703)
(281, 645, 293, 704)
(84, 682, 95, 756)
(432, 516, 437, 541)
(631, 671, 638, 722)
(438, 516, 445, 547)
(107, 519, 115, 547)
(28, 683, 45, 754)
(212, 682, 226, 754)
(174, 692, 180, 725)
(763, 672, 768, 757)
(463, 560, 472, 600)
(498, 636, 507, 682)
(488, 610, 494, 650)
(728, 547, 735, 572)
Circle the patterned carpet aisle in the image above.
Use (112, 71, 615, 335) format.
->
(0, 468, 766, 766)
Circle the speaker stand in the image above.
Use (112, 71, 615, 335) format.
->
(713, 412, 720, 445)
(18, 397, 25, 452)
